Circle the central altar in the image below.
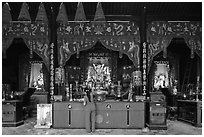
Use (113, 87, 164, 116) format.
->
(53, 101, 145, 129)
(86, 51, 112, 92)
(84, 42, 117, 100)
(62, 40, 143, 103)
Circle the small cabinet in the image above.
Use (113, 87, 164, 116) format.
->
(95, 102, 145, 129)
(177, 100, 202, 127)
(2, 100, 24, 127)
(53, 102, 85, 128)
(53, 101, 145, 129)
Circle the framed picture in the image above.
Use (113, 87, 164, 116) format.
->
(153, 61, 170, 90)
(34, 104, 52, 128)
(29, 61, 45, 92)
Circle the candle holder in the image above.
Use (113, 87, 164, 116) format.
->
(196, 76, 200, 101)
(82, 82, 87, 95)
(110, 83, 115, 95)
(70, 84, 73, 102)
(128, 83, 133, 102)
(117, 81, 122, 97)
(65, 83, 70, 101)
(75, 81, 79, 96)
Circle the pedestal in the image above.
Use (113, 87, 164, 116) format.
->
(95, 101, 145, 129)
(177, 100, 202, 127)
(146, 102, 167, 130)
(146, 92, 167, 130)
(2, 100, 24, 127)
(53, 102, 85, 128)
(31, 92, 49, 116)
(53, 101, 145, 129)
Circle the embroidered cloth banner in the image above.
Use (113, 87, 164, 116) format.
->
(147, 21, 202, 72)
(57, 21, 141, 68)
(2, 21, 50, 69)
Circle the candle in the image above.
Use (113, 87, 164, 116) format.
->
(196, 76, 200, 101)
(197, 76, 200, 83)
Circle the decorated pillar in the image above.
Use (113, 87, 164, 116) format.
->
(142, 42, 147, 95)
(56, 3, 69, 95)
(56, 2, 68, 68)
(141, 7, 147, 96)
(50, 43, 54, 101)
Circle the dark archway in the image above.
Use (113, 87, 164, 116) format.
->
(148, 38, 201, 106)
(167, 38, 201, 93)
(3, 38, 49, 92)
(3, 38, 29, 91)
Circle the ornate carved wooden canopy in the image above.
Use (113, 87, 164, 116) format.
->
(2, 2, 50, 69)
(57, 2, 141, 69)
(147, 21, 202, 73)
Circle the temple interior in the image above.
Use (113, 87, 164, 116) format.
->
(2, 2, 202, 134)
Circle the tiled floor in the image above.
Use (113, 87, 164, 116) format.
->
(2, 117, 202, 135)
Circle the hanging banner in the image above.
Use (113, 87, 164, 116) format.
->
(2, 3, 50, 69)
(57, 3, 68, 23)
(147, 21, 202, 73)
(74, 2, 86, 21)
(57, 22, 139, 37)
(3, 22, 48, 37)
(18, 2, 31, 21)
(57, 21, 140, 68)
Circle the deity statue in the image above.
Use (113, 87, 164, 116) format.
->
(172, 80, 178, 95)
(33, 70, 44, 91)
(154, 73, 168, 90)
(86, 63, 111, 90)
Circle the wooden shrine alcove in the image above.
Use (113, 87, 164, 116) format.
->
(148, 38, 202, 107)
(3, 38, 30, 92)
(167, 38, 202, 101)
(60, 41, 138, 101)
(2, 38, 49, 116)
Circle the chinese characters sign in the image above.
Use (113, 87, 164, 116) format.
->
(57, 22, 139, 36)
(142, 42, 147, 95)
(148, 21, 201, 37)
(3, 22, 48, 37)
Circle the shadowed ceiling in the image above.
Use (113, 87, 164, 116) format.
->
(4, 2, 202, 22)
